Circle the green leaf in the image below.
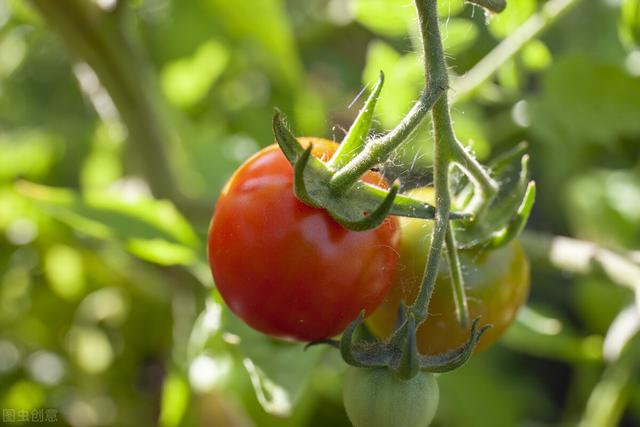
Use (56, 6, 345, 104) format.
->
(521, 39, 552, 71)
(353, 0, 416, 37)
(161, 40, 229, 108)
(159, 371, 191, 427)
(202, 0, 303, 87)
(353, 0, 464, 37)
(222, 307, 325, 417)
(528, 56, 640, 217)
(0, 29, 28, 78)
(620, 0, 640, 49)
(488, 0, 536, 38)
(565, 168, 640, 250)
(0, 130, 60, 181)
(44, 244, 86, 301)
(502, 307, 603, 362)
(442, 18, 478, 56)
(16, 182, 199, 265)
(438, 349, 553, 427)
(127, 239, 196, 266)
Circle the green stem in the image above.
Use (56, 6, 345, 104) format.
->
(451, 138, 498, 198)
(452, 0, 583, 104)
(410, 0, 456, 324)
(446, 226, 469, 328)
(329, 86, 445, 193)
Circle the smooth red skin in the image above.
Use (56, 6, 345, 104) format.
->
(208, 138, 400, 341)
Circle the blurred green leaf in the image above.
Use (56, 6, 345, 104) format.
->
(161, 40, 230, 108)
(521, 39, 552, 71)
(565, 168, 640, 250)
(2, 380, 44, 412)
(574, 278, 635, 336)
(620, 0, 640, 49)
(127, 239, 197, 266)
(442, 18, 478, 56)
(222, 305, 325, 417)
(530, 56, 640, 148)
(44, 244, 86, 301)
(354, 0, 464, 37)
(438, 349, 553, 427)
(0, 130, 60, 181)
(16, 181, 200, 264)
(0, 29, 27, 78)
(67, 326, 113, 374)
(529, 56, 640, 218)
(488, 0, 536, 38)
(502, 307, 603, 363)
(159, 371, 191, 427)
(353, 0, 416, 37)
(202, 0, 302, 87)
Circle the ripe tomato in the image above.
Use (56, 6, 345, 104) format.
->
(342, 366, 439, 427)
(208, 138, 401, 341)
(366, 187, 530, 355)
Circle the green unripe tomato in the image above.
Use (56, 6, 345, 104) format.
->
(342, 367, 439, 427)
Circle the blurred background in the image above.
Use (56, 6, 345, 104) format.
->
(1, 0, 640, 426)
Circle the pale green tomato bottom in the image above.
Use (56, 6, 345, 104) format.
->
(342, 367, 439, 427)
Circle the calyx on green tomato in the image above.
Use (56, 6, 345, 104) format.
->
(343, 366, 439, 427)
(208, 138, 401, 342)
(366, 187, 530, 355)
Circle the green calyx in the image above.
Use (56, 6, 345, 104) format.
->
(333, 309, 490, 379)
(272, 71, 470, 232)
(452, 142, 536, 250)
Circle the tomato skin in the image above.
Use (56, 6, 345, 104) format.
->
(366, 188, 530, 355)
(342, 367, 439, 427)
(208, 138, 400, 341)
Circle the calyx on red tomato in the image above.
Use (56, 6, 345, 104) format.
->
(366, 187, 530, 355)
(208, 138, 401, 341)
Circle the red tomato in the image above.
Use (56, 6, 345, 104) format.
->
(208, 138, 401, 341)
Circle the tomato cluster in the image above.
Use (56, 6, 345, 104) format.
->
(208, 142, 529, 351)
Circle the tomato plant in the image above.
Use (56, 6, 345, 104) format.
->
(366, 188, 530, 355)
(342, 366, 439, 427)
(208, 137, 401, 341)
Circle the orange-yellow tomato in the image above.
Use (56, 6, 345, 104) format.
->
(366, 188, 530, 355)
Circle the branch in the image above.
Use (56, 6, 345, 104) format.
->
(30, 0, 210, 219)
(411, 0, 455, 323)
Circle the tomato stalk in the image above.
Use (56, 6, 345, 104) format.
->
(328, 85, 445, 194)
(445, 226, 469, 328)
(410, 0, 471, 327)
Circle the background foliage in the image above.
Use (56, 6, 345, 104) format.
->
(1, 0, 640, 426)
